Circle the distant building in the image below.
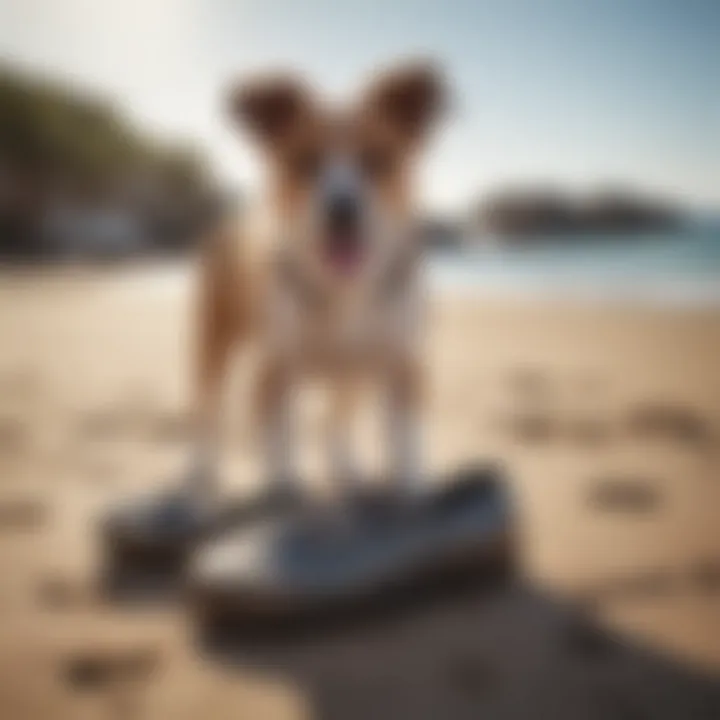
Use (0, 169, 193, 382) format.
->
(0, 60, 218, 263)
(39, 201, 148, 260)
(475, 186, 682, 242)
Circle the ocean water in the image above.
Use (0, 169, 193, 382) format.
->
(428, 225, 720, 308)
(102, 224, 720, 310)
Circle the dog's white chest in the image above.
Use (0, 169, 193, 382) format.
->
(265, 280, 420, 373)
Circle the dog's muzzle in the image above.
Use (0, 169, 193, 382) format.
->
(323, 194, 364, 273)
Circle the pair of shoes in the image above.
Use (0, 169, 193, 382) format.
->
(189, 463, 515, 624)
(100, 463, 515, 624)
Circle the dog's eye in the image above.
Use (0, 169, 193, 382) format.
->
(289, 147, 322, 180)
(359, 145, 395, 180)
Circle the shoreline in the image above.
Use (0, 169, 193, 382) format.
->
(2, 258, 720, 311)
(431, 276, 720, 311)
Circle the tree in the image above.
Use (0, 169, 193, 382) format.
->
(0, 62, 212, 259)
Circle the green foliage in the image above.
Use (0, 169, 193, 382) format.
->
(0, 62, 207, 191)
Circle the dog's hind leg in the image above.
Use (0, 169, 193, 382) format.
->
(183, 222, 247, 505)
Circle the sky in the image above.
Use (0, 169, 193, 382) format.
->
(0, 0, 718, 212)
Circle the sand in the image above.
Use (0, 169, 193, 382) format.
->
(0, 264, 718, 719)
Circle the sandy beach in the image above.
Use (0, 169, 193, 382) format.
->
(0, 264, 718, 719)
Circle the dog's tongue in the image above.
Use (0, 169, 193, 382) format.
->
(326, 235, 362, 274)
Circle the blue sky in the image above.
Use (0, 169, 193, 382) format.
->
(1, 0, 718, 211)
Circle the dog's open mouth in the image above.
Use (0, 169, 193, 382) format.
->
(323, 232, 364, 274)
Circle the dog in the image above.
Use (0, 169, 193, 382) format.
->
(183, 59, 448, 508)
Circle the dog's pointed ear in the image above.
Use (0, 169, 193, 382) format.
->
(363, 60, 447, 145)
(227, 73, 311, 145)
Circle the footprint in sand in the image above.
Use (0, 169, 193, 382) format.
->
(587, 476, 661, 513)
(61, 645, 161, 720)
(500, 369, 617, 448)
(626, 401, 715, 449)
(61, 644, 161, 691)
(501, 410, 558, 444)
(688, 559, 720, 595)
(501, 409, 618, 448)
(37, 574, 98, 610)
(0, 415, 31, 458)
(0, 496, 49, 531)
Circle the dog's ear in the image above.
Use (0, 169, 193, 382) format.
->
(363, 60, 447, 145)
(227, 73, 311, 145)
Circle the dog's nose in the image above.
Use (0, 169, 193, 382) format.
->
(326, 195, 359, 234)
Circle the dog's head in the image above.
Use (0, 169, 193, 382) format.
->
(228, 60, 447, 287)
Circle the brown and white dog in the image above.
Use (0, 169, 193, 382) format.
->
(185, 60, 448, 507)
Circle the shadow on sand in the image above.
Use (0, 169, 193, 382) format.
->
(193, 574, 720, 720)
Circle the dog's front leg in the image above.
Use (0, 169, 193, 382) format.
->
(327, 380, 363, 496)
(385, 357, 425, 498)
(256, 361, 298, 494)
